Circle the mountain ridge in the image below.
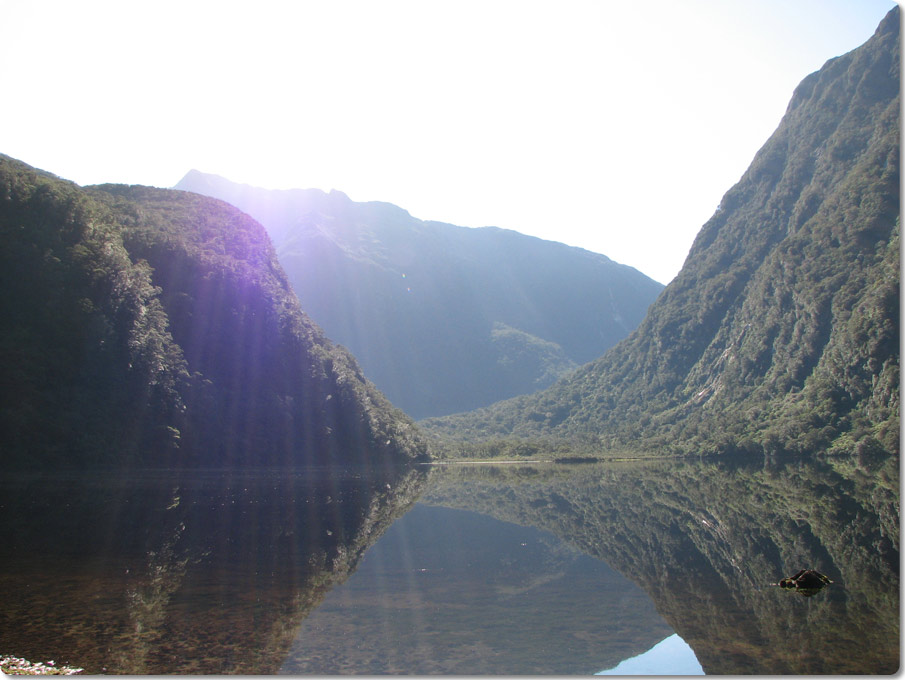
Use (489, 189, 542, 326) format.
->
(174, 171, 664, 418)
(0, 155, 430, 468)
(423, 7, 900, 460)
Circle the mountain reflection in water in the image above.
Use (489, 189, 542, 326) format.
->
(0, 465, 427, 674)
(423, 457, 899, 675)
(279, 503, 673, 674)
(0, 455, 897, 675)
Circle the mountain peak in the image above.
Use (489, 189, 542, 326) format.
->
(424, 8, 900, 460)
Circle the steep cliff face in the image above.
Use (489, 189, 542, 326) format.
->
(0, 156, 430, 468)
(174, 171, 663, 418)
(425, 8, 900, 458)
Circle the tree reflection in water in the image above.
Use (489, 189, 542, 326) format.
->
(0, 464, 428, 674)
(0, 453, 897, 675)
(424, 455, 898, 675)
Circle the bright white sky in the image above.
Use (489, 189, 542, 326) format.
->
(0, 0, 896, 283)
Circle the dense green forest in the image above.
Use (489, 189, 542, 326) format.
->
(424, 7, 900, 461)
(0, 156, 430, 468)
(175, 171, 663, 418)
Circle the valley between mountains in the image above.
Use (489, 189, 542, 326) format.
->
(1, 8, 898, 470)
(0, 6, 899, 677)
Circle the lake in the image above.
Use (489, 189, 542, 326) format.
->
(0, 456, 897, 674)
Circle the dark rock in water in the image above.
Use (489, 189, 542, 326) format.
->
(776, 569, 833, 596)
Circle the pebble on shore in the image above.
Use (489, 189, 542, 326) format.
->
(0, 656, 83, 675)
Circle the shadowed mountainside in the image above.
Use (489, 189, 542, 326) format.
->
(0, 156, 429, 468)
(424, 8, 900, 460)
(174, 171, 664, 418)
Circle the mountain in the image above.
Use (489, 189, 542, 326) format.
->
(174, 171, 664, 419)
(0, 155, 430, 468)
(424, 8, 900, 459)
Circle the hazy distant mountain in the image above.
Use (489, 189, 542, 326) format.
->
(0, 155, 429, 468)
(174, 171, 664, 418)
(424, 7, 900, 459)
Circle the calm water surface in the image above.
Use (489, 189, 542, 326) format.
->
(279, 503, 680, 674)
(0, 456, 897, 674)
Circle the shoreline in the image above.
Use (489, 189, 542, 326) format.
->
(421, 459, 551, 465)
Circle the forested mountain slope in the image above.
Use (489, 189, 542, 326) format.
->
(424, 7, 900, 459)
(174, 171, 663, 418)
(0, 155, 429, 468)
